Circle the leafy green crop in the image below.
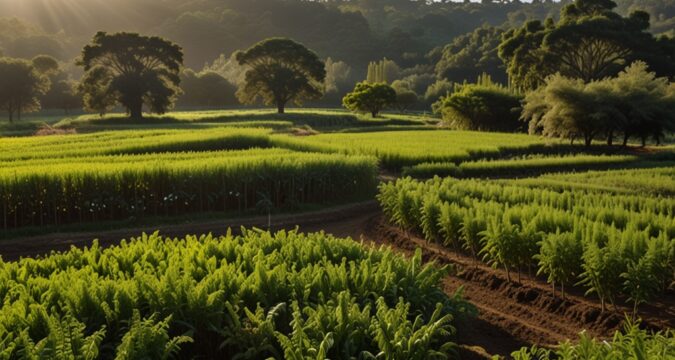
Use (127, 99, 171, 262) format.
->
(0, 230, 471, 359)
(378, 169, 675, 315)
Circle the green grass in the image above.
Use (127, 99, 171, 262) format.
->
(53, 108, 437, 131)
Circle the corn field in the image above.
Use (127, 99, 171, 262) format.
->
(377, 169, 675, 314)
(0, 230, 471, 359)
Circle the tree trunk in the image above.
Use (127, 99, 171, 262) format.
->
(371, 110, 378, 118)
(584, 135, 592, 147)
(128, 98, 143, 119)
(277, 102, 285, 114)
(641, 136, 646, 147)
(607, 131, 613, 146)
(623, 133, 630, 146)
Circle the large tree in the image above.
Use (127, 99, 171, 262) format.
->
(0, 57, 50, 122)
(235, 38, 326, 114)
(499, 0, 674, 90)
(78, 32, 183, 119)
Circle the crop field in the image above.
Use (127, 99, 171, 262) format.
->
(402, 154, 652, 178)
(0, 148, 377, 229)
(378, 169, 675, 312)
(2, 0, 675, 356)
(513, 166, 675, 195)
(272, 130, 556, 170)
(0, 230, 469, 358)
(0, 110, 673, 358)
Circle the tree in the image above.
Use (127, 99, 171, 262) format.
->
(392, 81, 418, 112)
(43, 79, 82, 114)
(434, 25, 507, 84)
(31, 55, 60, 75)
(0, 57, 50, 122)
(499, 0, 674, 90)
(78, 32, 184, 119)
(522, 74, 607, 146)
(235, 38, 326, 114)
(522, 62, 674, 146)
(366, 58, 401, 84)
(342, 82, 396, 118)
(435, 81, 523, 132)
(78, 67, 116, 117)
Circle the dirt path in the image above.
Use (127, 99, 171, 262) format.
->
(1, 203, 673, 358)
(0, 201, 379, 261)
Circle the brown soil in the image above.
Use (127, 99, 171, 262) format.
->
(362, 216, 675, 358)
(0, 201, 379, 261)
(1, 204, 673, 358)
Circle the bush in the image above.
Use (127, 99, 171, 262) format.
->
(436, 83, 523, 132)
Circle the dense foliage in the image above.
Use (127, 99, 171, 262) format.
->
(0, 230, 470, 358)
(343, 82, 397, 118)
(0, 56, 49, 121)
(235, 38, 326, 114)
(78, 32, 184, 119)
(513, 320, 675, 359)
(522, 62, 675, 146)
(499, 0, 675, 91)
(378, 171, 675, 312)
(434, 80, 523, 132)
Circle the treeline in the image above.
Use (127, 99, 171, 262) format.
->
(0, 0, 673, 146)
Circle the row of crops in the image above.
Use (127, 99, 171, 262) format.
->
(0, 230, 471, 359)
(271, 130, 555, 170)
(0, 149, 377, 229)
(513, 321, 674, 359)
(0, 128, 273, 161)
(513, 166, 675, 195)
(402, 154, 653, 178)
(378, 169, 675, 313)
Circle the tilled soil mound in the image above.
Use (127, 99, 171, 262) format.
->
(363, 215, 674, 358)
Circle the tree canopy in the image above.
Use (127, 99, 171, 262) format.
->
(434, 25, 507, 85)
(235, 38, 326, 114)
(435, 80, 524, 132)
(522, 62, 674, 146)
(499, 0, 675, 90)
(342, 82, 396, 118)
(78, 32, 184, 119)
(0, 56, 50, 121)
